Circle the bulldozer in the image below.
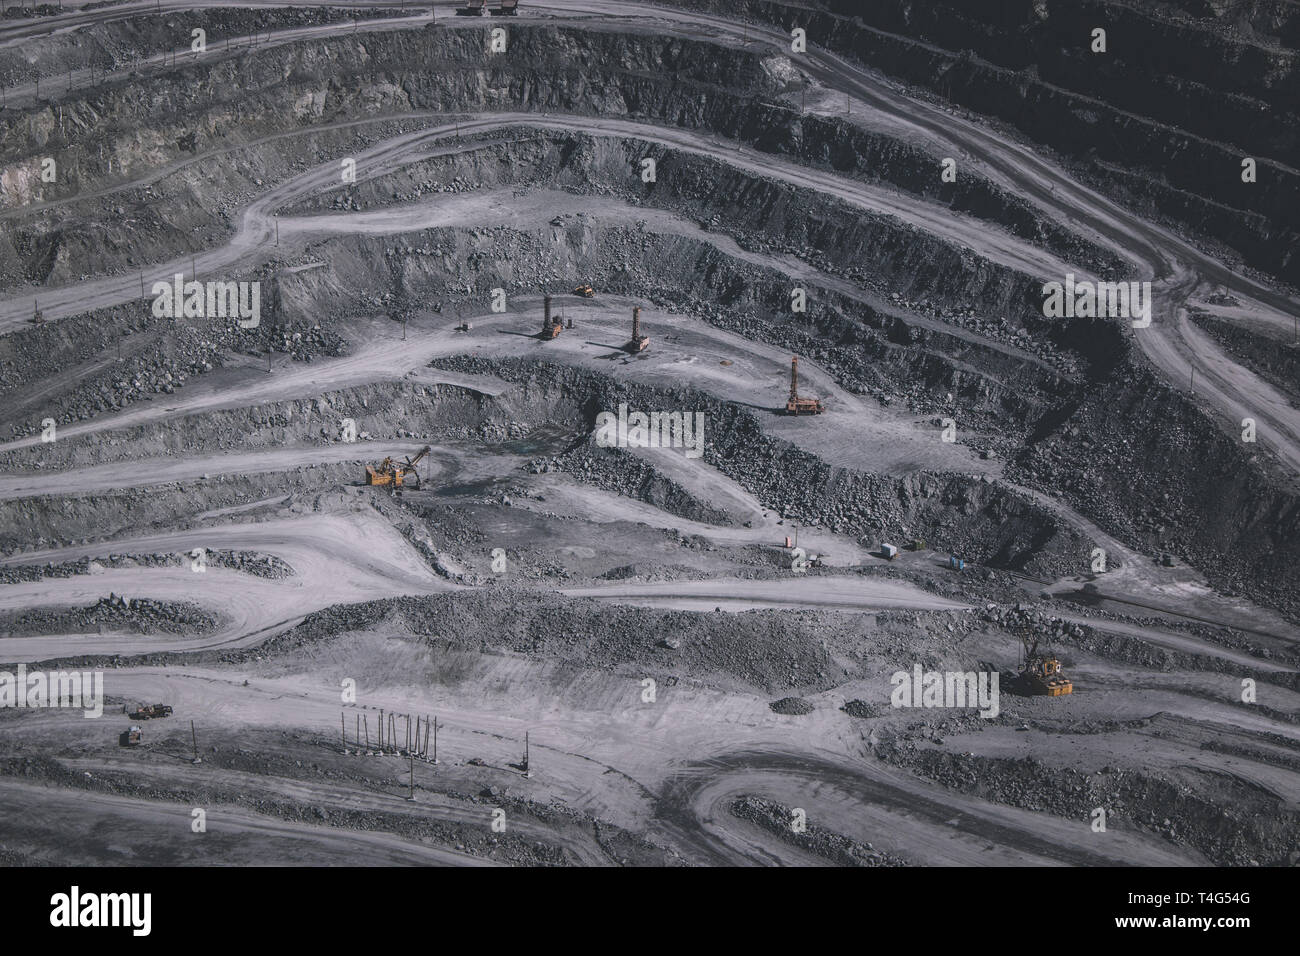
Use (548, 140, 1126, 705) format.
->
(119, 726, 143, 747)
(1013, 631, 1073, 696)
(573, 283, 595, 298)
(784, 356, 824, 415)
(365, 445, 431, 489)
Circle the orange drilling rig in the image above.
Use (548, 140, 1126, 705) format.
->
(365, 445, 431, 489)
(540, 295, 563, 340)
(625, 306, 649, 353)
(784, 356, 824, 415)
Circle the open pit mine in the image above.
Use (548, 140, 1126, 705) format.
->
(0, 0, 1296, 879)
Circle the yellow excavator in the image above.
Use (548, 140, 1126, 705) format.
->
(365, 445, 430, 489)
(1014, 630, 1073, 696)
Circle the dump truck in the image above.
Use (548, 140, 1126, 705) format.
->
(625, 306, 649, 353)
(540, 295, 563, 340)
(573, 283, 595, 298)
(120, 726, 142, 747)
(456, 0, 486, 15)
(784, 356, 824, 415)
(365, 445, 431, 489)
(129, 703, 173, 720)
(491, 0, 520, 14)
(880, 542, 899, 560)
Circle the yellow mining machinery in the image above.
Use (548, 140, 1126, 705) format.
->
(129, 703, 173, 720)
(540, 295, 563, 340)
(1015, 631, 1073, 696)
(784, 356, 824, 415)
(625, 306, 649, 353)
(365, 445, 431, 489)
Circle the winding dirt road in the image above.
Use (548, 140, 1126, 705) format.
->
(1, 0, 1295, 868)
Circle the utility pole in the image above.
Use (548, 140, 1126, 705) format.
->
(407, 750, 415, 800)
(342, 711, 347, 752)
(522, 731, 530, 777)
(432, 716, 438, 764)
(190, 721, 201, 763)
(364, 714, 370, 750)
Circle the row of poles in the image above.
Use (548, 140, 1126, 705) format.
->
(342, 708, 440, 762)
(340, 710, 532, 799)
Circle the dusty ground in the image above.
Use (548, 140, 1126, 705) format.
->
(0, 0, 1296, 867)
